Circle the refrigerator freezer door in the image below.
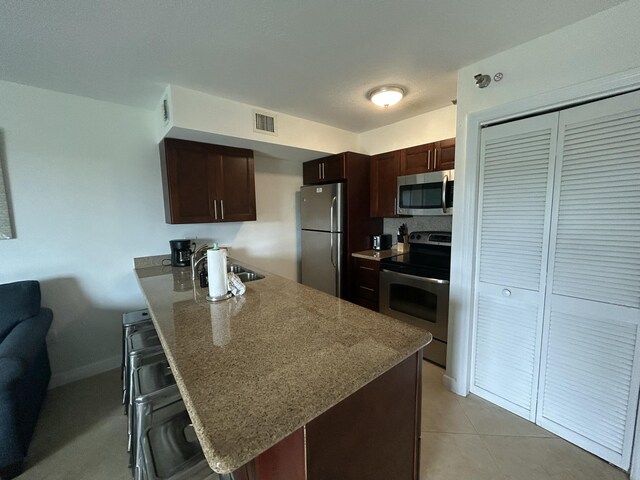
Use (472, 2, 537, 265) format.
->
(301, 230, 344, 297)
(300, 183, 344, 232)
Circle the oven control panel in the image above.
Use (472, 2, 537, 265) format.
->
(408, 231, 451, 246)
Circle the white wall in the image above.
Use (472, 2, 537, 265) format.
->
(448, 0, 640, 396)
(358, 105, 457, 155)
(169, 85, 359, 156)
(0, 80, 302, 387)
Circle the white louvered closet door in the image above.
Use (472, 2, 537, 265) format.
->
(472, 113, 558, 420)
(537, 91, 640, 469)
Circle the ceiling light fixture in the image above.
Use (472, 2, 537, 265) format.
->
(367, 86, 405, 108)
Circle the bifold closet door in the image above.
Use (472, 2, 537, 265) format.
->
(537, 91, 640, 469)
(471, 113, 558, 420)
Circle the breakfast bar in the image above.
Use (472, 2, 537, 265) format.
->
(135, 261, 432, 479)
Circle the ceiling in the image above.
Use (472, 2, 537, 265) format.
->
(0, 0, 626, 132)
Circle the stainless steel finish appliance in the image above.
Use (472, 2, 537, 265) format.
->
(372, 234, 392, 250)
(170, 239, 196, 267)
(379, 232, 452, 367)
(300, 183, 345, 297)
(396, 170, 454, 216)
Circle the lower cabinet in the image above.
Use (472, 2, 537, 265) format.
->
(232, 352, 423, 480)
(352, 257, 380, 311)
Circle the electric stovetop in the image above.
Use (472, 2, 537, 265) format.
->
(380, 231, 452, 281)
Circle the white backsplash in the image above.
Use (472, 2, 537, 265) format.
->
(383, 216, 452, 244)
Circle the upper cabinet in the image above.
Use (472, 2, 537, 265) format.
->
(434, 138, 456, 171)
(303, 154, 346, 185)
(400, 143, 434, 175)
(399, 137, 456, 175)
(160, 139, 256, 224)
(370, 150, 402, 218)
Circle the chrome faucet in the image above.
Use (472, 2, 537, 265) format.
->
(191, 244, 210, 280)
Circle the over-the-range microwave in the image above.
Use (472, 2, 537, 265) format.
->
(397, 169, 454, 216)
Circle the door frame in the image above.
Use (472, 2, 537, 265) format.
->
(448, 65, 640, 475)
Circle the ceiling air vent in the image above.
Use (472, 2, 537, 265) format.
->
(161, 95, 170, 126)
(253, 110, 278, 136)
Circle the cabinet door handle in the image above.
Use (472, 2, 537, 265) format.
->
(427, 149, 431, 167)
(220, 200, 225, 220)
(434, 147, 438, 166)
(213, 200, 218, 220)
(321, 162, 325, 179)
(360, 266, 375, 271)
(360, 286, 375, 292)
(318, 163, 322, 179)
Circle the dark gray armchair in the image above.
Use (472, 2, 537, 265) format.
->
(0, 281, 52, 479)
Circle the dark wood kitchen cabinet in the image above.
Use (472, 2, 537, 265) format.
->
(231, 351, 422, 480)
(400, 143, 435, 175)
(352, 257, 380, 311)
(399, 137, 456, 175)
(302, 154, 346, 184)
(370, 150, 402, 218)
(160, 138, 256, 224)
(433, 137, 456, 171)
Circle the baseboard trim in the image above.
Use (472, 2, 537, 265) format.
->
(49, 354, 121, 389)
(443, 373, 462, 395)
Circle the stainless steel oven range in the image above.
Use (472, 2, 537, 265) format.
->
(379, 232, 451, 367)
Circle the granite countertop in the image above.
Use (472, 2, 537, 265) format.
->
(352, 248, 406, 261)
(134, 260, 431, 473)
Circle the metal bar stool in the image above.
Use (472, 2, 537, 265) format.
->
(128, 352, 174, 464)
(122, 309, 152, 408)
(134, 385, 221, 480)
(127, 341, 165, 454)
(124, 324, 162, 409)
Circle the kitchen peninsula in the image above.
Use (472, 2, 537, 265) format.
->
(135, 260, 432, 479)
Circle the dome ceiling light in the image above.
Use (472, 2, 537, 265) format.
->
(367, 86, 405, 108)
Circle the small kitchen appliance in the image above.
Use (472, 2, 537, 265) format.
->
(372, 234, 392, 251)
(169, 239, 195, 267)
(396, 170, 454, 216)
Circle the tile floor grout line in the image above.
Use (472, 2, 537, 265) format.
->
(452, 394, 481, 435)
(476, 433, 517, 479)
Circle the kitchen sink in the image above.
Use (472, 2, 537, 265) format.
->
(236, 271, 265, 283)
(227, 264, 247, 274)
(227, 264, 264, 282)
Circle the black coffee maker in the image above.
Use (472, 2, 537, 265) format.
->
(169, 239, 195, 267)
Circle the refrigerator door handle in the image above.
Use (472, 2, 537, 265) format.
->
(334, 233, 340, 296)
(330, 195, 337, 232)
(330, 232, 336, 268)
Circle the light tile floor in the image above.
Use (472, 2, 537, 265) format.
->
(15, 363, 629, 479)
(420, 361, 629, 480)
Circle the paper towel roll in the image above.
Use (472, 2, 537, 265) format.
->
(207, 248, 228, 299)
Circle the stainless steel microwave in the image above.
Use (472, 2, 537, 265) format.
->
(397, 170, 454, 216)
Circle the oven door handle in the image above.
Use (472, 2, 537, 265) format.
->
(380, 269, 450, 285)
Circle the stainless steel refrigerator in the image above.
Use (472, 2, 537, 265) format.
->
(300, 183, 345, 297)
